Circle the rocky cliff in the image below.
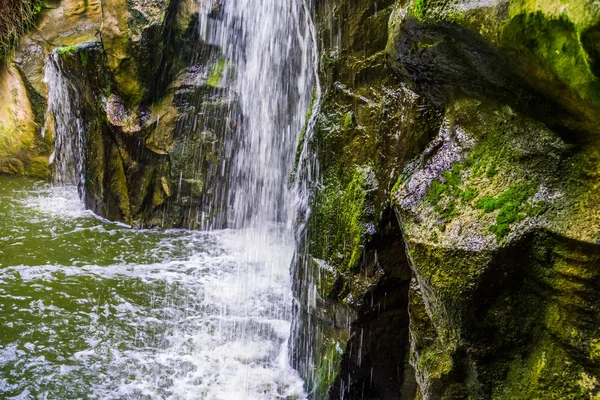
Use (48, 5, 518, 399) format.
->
(0, 0, 232, 227)
(294, 0, 600, 398)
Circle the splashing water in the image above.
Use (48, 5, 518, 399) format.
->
(0, 177, 307, 399)
(2, 0, 319, 398)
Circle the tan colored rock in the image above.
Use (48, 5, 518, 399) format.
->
(144, 94, 177, 154)
(0, 158, 25, 175)
(105, 94, 141, 133)
(0, 65, 36, 158)
(161, 176, 171, 197)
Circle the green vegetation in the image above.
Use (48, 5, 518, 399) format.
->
(418, 344, 453, 380)
(424, 153, 543, 238)
(501, 12, 600, 107)
(312, 167, 374, 274)
(207, 59, 227, 87)
(412, 0, 426, 21)
(486, 163, 497, 178)
(0, 0, 44, 61)
(79, 51, 88, 67)
(56, 45, 78, 56)
(343, 111, 353, 131)
(315, 337, 345, 399)
(475, 183, 538, 239)
(425, 163, 480, 227)
(56, 45, 88, 67)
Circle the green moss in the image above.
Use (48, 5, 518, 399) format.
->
(344, 168, 372, 270)
(79, 51, 88, 68)
(104, 67, 112, 97)
(590, 339, 600, 363)
(486, 163, 497, 178)
(435, 200, 457, 223)
(426, 179, 448, 204)
(460, 187, 478, 203)
(425, 163, 468, 226)
(56, 45, 80, 56)
(476, 196, 498, 213)
(207, 59, 226, 87)
(423, 129, 545, 237)
(311, 166, 374, 273)
(426, 164, 464, 203)
(56, 45, 89, 68)
(315, 337, 345, 398)
(412, 0, 426, 21)
(391, 175, 404, 196)
(343, 111, 353, 131)
(183, 178, 204, 197)
(501, 12, 600, 109)
(418, 345, 454, 380)
(475, 183, 538, 239)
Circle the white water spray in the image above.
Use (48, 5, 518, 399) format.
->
(17, 0, 320, 397)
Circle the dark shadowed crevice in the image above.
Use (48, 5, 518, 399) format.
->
(581, 21, 600, 79)
(329, 207, 416, 400)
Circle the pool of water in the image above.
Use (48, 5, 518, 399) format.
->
(0, 175, 305, 399)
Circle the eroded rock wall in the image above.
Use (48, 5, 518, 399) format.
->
(0, 0, 234, 227)
(298, 0, 600, 398)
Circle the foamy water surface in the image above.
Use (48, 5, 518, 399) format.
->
(0, 176, 306, 399)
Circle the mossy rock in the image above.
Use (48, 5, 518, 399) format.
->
(28, 155, 49, 178)
(387, 0, 600, 141)
(0, 157, 25, 175)
(391, 95, 600, 397)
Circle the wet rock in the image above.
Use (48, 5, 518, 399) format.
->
(0, 0, 232, 229)
(298, 0, 600, 398)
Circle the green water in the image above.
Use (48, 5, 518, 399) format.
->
(0, 176, 305, 399)
(0, 176, 192, 266)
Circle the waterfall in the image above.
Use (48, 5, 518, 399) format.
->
(7, 1, 323, 398)
(43, 52, 86, 199)
(197, 0, 321, 395)
(199, 0, 315, 231)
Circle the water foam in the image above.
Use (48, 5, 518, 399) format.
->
(0, 182, 307, 399)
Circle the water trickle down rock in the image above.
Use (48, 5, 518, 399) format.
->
(44, 52, 86, 198)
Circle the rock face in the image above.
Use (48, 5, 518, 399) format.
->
(0, 0, 232, 227)
(295, 0, 600, 398)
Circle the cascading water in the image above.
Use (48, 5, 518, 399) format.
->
(0, 0, 318, 399)
(199, 0, 315, 230)
(194, 0, 319, 394)
(43, 52, 86, 198)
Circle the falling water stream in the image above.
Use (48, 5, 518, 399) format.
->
(0, 0, 315, 398)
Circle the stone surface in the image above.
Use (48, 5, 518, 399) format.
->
(295, 0, 600, 398)
(0, 63, 49, 178)
(0, 0, 233, 227)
